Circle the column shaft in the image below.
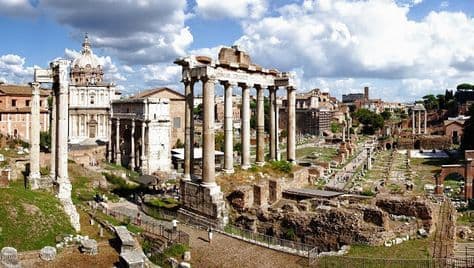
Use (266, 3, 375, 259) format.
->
(223, 82, 234, 173)
(50, 90, 57, 180)
(115, 119, 121, 164)
(241, 85, 251, 169)
(130, 119, 135, 170)
(256, 85, 265, 165)
(269, 87, 276, 160)
(184, 80, 194, 179)
(202, 77, 216, 184)
(418, 111, 421, 134)
(140, 121, 147, 174)
(107, 117, 112, 162)
(287, 87, 296, 163)
(29, 82, 41, 189)
(412, 110, 415, 134)
(275, 98, 281, 161)
(424, 111, 427, 134)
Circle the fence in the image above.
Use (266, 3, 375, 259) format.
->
(315, 256, 474, 268)
(222, 224, 315, 257)
(94, 205, 189, 246)
(141, 203, 177, 222)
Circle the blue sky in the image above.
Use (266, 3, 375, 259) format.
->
(0, 0, 473, 102)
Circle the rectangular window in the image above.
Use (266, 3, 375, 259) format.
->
(26, 100, 30, 106)
(11, 99, 16, 107)
(40, 100, 43, 107)
(173, 117, 181, 128)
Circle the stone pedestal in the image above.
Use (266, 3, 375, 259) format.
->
(179, 180, 228, 228)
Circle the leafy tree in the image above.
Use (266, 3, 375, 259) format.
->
(461, 104, 474, 150)
(174, 138, 184, 149)
(447, 99, 459, 117)
(233, 142, 241, 153)
(457, 83, 474, 90)
(40, 131, 51, 151)
(193, 103, 203, 119)
(215, 132, 224, 151)
(380, 110, 391, 120)
(330, 122, 342, 133)
(436, 94, 446, 110)
(353, 108, 384, 135)
(422, 94, 438, 110)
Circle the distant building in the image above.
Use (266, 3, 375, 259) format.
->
(280, 89, 337, 136)
(68, 34, 119, 143)
(132, 88, 185, 148)
(0, 83, 50, 140)
(444, 115, 470, 144)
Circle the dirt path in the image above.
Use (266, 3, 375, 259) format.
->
(180, 225, 307, 268)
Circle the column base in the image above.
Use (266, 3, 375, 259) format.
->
(255, 161, 265, 167)
(28, 172, 41, 190)
(180, 180, 228, 228)
(223, 168, 235, 174)
(241, 164, 251, 170)
(182, 173, 192, 181)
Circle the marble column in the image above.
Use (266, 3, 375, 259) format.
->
(418, 110, 421, 134)
(107, 117, 112, 162)
(202, 77, 216, 185)
(412, 110, 415, 135)
(115, 118, 121, 165)
(287, 87, 296, 163)
(342, 120, 346, 142)
(241, 84, 251, 169)
(256, 85, 265, 166)
(223, 81, 234, 173)
(29, 82, 41, 189)
(184, 79, 194, 180)
(56, 61, 70, 190)
(130, 119, 135, 170)
(269, 86, 276, 161)
(424, 111, 427, 134)
(140, 121, 147, 174)
(50, 90, 57, 180)
(276, 98, 281, 161)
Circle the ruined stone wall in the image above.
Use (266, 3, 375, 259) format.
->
(375, 196, 435, 230)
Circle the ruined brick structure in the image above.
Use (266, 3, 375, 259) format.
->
(436, 150, 474, 199)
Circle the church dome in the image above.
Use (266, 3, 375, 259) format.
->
(72, 34, 101, 69)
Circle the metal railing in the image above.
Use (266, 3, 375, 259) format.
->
(222, 224, 315, 257)
(315, 256, 474, 268)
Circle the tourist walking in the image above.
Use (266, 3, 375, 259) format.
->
(207, 227, 213, 244)
(172, 219, 179, 232)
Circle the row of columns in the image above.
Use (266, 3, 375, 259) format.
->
(110, 118, 148, 174)
(183, 77, 296, 184)
(411, 110, 427, 134)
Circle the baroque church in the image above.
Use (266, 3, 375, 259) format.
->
(68, 34, 119, 144)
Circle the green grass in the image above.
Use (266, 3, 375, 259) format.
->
(346, 238, 431, 259)
(0, 181, 75, 251)
(146, 243, 189, 267)
(147, 197, 180, 209)
(457, 212, 474, 226)
(298, 147, 338, 162)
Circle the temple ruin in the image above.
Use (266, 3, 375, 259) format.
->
(29, 60, 81, 232)
(174, 46, 296, 226)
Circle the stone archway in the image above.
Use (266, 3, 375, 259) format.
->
(437, 164, 471, 199)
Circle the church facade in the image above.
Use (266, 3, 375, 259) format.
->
(68, 35, 119, 144)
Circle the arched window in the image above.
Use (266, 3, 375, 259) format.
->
(90, 93, 95, 105)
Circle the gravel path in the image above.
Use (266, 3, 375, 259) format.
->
(180, 225, 307, 268)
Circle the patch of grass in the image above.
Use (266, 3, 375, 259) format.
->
(147, 197, 179, 209)
(346, 238, 432, 259)
(269, 160, 293, 173)
(147, 243, 189, 267)
(457, 212, 474, 226)
(0, 181, 75, 251)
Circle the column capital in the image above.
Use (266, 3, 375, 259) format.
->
(286, 86, 296, 91)
(201, 75, 217, 83)
(268, 85, 278, 92)
(221, 80, 236, 88)
(30, 82, 41, 90)
(239, 82, 250, 89)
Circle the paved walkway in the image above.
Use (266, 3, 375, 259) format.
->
(180, 225, 306, 268)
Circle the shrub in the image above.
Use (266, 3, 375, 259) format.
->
(270, 160, 292, 173)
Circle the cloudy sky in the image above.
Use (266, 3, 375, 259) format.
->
(0, 0, 473, 102)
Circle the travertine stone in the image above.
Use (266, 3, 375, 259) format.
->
(256, 85, 265, 166)
(130, 119, 135, 170)
(269, 87, 277, 161)
(223, 81, 234, 173)
(50, 91, 57, 180)
(29, 82, 41, 189)
(115, 119, 121, 164)
(241, 84, 251, 169)
(287, 87, 296, 163)
(202, 77, 216, 185)
(184, 80, 194, 180)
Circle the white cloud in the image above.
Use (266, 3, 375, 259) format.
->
(231, 0, 474, 101)
(40, 0, 192, 65)
(141, 64, 181, 86)
(122, 65, 135, 74)
(196, 0, 267, 19)
(0, 54, 35, 84)
(0, 0, 35, 17)
(440, 1, 449, 9)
